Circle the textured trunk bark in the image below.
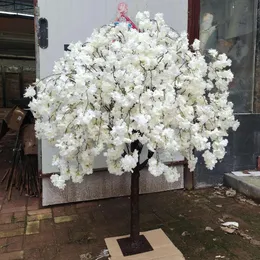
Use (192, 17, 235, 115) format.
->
(130, 167, 140, 243)
(117, 142, 153, 256)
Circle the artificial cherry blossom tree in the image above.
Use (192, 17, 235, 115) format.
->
(26, 11, 239, 253)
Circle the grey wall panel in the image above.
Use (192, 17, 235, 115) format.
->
(195, 114, 260, 188)
(42, 166, 183, 206)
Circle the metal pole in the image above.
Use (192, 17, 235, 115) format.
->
(2, 67, 7, 107)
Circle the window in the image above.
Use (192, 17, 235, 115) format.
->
(200, 0, 257, 113)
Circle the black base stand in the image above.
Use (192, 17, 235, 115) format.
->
(117, 235, 153, 256)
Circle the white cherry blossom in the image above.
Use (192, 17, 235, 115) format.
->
(25, 12, 239, 189)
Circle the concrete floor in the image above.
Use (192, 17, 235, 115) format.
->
(224, 173, 260, 202)
(2, 131, 260, 259)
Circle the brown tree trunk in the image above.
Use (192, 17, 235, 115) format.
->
(130, 167, 140, 243)
(117, 142, 154, 256)
(117, 153, 153, 256)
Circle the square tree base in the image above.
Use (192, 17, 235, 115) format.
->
(105, 229, 185, 260)
(117, 235, 153, 256)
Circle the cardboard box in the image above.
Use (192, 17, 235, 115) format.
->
(105, 229, 185, 260)
(4, 106, 27, 131)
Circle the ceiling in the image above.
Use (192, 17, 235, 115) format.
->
(0, 0, 34, 15)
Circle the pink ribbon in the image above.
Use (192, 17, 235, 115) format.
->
(115, 2, 138, 30)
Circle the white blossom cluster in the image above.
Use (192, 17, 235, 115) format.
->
(25, 12, 239, 189)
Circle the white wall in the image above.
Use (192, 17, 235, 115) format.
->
(37, 0, 188, 205)
(39, 0, 187, 79)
